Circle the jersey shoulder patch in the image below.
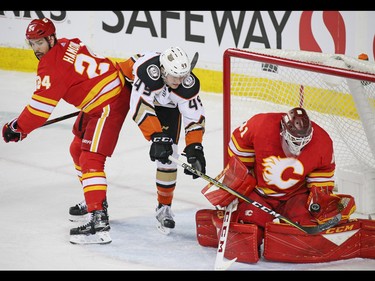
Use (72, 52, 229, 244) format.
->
(136, 56, 164, 91)
(174, 73, 200, 99)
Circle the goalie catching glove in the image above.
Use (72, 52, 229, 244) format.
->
(2, 118, 27, 143)
(307, 186, 356, 225)
(183, 143, 206, 179)
(149, 132, 173, 164)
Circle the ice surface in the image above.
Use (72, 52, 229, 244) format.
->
(0, 70, 374, 270)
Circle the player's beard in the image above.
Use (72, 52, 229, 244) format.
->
(34, 51, 44, 60)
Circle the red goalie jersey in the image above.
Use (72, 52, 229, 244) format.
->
(228, 112, 335, 200)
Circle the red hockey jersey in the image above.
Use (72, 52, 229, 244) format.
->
(17, 38, 125, 134)
(228, 112, 335, 200)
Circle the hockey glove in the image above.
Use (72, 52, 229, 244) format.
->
(149, 132, 173, 164)
(307, 186, 356, 225)
(183, 143, 206, 179)
(2, 118, 27, 143)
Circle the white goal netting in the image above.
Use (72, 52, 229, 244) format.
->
(223, 48, 375, 214)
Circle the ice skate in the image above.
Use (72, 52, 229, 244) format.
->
(156, 204, 175, 235)
(69, 200, 89, 222)
(70, 208, 111, 245)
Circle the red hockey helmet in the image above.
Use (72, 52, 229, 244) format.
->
(26, 18, 56, 40)
(280, 107, 313, 156)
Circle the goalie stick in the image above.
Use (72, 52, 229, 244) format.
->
(41, 111, 80, 127)
(214, 198, 238, 270)
(169, 155, 342, 235)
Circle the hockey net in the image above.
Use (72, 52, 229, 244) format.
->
(223, 48, 375, 215)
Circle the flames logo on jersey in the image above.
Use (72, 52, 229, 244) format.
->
(262, 156, 304, 189)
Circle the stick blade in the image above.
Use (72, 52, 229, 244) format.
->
(190, 52, 199, 71)
(214, 257, 237, 270)
(302, 213, 342, 234)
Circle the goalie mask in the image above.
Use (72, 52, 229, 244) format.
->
(280, 107, 313, 157)
(26, 18, 56, 40)
(159, 47, 191, 78)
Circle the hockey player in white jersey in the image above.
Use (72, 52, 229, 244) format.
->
(117, 47, 206, 234)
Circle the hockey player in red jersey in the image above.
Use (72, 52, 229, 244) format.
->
(117, 47, 206, 235)
(2, 17, 132, 244)
(195, 107, 375, 263)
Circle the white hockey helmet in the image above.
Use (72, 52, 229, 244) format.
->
(160, 47, 191, 78)
(280, 107, 313, 156)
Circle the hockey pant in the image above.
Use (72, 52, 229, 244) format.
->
(70, 84, 131, 212)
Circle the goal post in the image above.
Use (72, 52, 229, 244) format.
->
(222, 48, 375, 215)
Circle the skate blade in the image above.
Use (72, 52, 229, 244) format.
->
(70, 231, 112, 245)
(69, 213, 90, 222)
(156, 223, 172, 235)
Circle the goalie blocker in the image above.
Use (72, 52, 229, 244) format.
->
(196, 209, 375, 263)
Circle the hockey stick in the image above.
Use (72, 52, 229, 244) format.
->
(41, 111, 80, 127)
(190, 52, 199, 71)
(214, 198, 238, 270)
(169, 155, 342, 235)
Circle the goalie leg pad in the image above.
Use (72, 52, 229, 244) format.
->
(196, 209, 219, 247)
(359, 218, 375, 259)
(224, 223, 260, 264)
(235, 192, 276, 230)
(212, 213, 261, 263)
(263, 220, 362, 263)
(196, 209, 261, 263)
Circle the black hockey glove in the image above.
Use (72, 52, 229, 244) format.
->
(183, 143, 206, 179)
(149, 132, 173, 164)
(2, 118, 27, 143)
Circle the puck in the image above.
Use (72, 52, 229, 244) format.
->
(310, 203, 321, 212)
